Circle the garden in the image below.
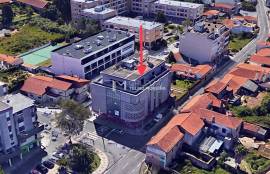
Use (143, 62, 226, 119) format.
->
(229, 33, 254, 53)
(229, 92, 270, 128)
(171, 79, 195, 100)
(241, 152, 270, 174)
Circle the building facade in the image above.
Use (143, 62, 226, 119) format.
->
(91, 54, 171, 127)
(179, 21, 230, 64)
(0, 94, 43, 166)
(152, 0, 204, 23)
(103, 16, 163, 48)
(51, 30, 135, 79)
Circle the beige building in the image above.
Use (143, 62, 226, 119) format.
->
(103, 16, 163, 48)
(82, 6, 117, 23)
(71, 0, 128, 22)
(152, 0, 204, 22)
(179, 21, 230, 64)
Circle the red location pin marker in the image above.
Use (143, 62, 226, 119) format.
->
(137, 24, 146, 75)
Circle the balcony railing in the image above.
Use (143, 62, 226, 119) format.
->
(18, 125, 44, 141)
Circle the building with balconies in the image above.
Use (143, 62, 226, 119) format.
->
(51, 30, 135, 79)
(0, 93, 43, 167)
(103, 16, 163, 49)
(179, 21, 230, 64)
(90, 53, 171, 128)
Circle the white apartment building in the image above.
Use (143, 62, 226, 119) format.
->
(152, 0, 204, 22)
(179, 22, 230, 64)
(51, 30, 135, 79)
(82, 6, 117, 23)
(103, 16, 163, 48)
(131, 0, 156, 16)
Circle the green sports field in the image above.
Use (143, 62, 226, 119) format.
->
(21, 44, 62, 66)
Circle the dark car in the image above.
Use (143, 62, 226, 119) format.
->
(36, 164, 48, 174)
(43, 160, 54, 169)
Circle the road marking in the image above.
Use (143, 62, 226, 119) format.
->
(122, 162, 129, 170)
(86, 131, 99, 140)
(104, 129, 115, 138)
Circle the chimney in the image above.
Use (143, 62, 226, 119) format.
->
(212, 116, 215, 123)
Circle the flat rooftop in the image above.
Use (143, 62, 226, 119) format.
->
(105, 16, 163, 30)
(72, 0, 96, 3)
(83, 7, 115, 14)
(53, 30, 133, 59)
(154, 0, 203, 8)
(101, 53, 164, 81)
(0, 93, 34, 113)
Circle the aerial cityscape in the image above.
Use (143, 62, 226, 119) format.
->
(0, 0, 270, 174)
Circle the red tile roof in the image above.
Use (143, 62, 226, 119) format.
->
(215, 3, 235, 10)
(200, 109, 243, 129)
(243, 122, 261, 133)
(56, 75, 90, 87)
(0, 54, 21, 64)
(181, 93, 222, 113)
(171, 64, 212, 78)
(173, 51, 183, 62)
(17, 0, 48, 8)
(223, 19, 235, 29)
(21, 76, 72, 96)
(0, 0, 11, 4)
(256, 48, 270, 57)
(243, 16, 257, 23)
(205, 79, 227, 95)
(203, 10, 220, 16)
(249, 55, 270, 66)
(221, 74, 249, 94)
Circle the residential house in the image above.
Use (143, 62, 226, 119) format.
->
(223, 17, 257, 34)
(213, 3, 239, 15)
(242, 122, 267, 140)
(170, 64, 213, 81)
(203, 10, 221, 20)
(55, 75, 90, 103)
(249, 55, 270, 67)
(205, 79, 230, 99)
(20, 76, 73, 104)
(0, 54, 23, 70)
(16, 0, 48, 9)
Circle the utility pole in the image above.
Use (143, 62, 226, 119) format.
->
(102, 137, 106, 152)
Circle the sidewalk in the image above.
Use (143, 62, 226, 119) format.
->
(92, 148, 109, 174)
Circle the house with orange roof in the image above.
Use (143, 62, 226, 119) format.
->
(56, 75, 91, 102)
(242, 122, 267, 140)
(16, 0, 48, 9)
(20, 75, 74, 104)
(171, 64, 213, 80)
(213, 3, 237, 15)
(0, 54, 23, 70)
(146, 107, 243, 168)
(223, 17, 257, 34)
(203, 10, 220, 20)
(181, 93, 224, 113)
(256, 48, 270, 57)
(205, 79, 231, 99)
(249, 55, 270, 67)
(256, 41, 270, 52)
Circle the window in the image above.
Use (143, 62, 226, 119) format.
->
(19, 126, 25, 132)
(8, 125, 12, 132)
(17, 117, 24, 123)
(222, 128, 227, 133)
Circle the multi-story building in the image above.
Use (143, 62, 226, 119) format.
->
(82, 6, 117, 24)
(152, 0, 204, 23)
(179, 21, 230, 64)
(51, 30, 135, 79)
(0, 93, 43, 167)
(91, 53, 171, 128)
(71, 0, 128, 22)
(131, 0, 156, 16)
(103, 16, 163, 48)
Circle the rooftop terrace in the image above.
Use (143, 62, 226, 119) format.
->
(154, 0, 203, 8)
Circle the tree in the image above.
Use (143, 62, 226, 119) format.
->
(40, 4, 61, 21)
(55, 100, 91, 142)
(2, 5, 14, 27)
(182, 19, 192, 29)
(26, 6, 34, 18)
(155, 12, 167, 23)
(53, 0, 71, 22)
(166, 51, 176, 63)
(177, 25, 184, 34)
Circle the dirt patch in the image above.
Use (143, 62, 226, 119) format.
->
(245, 92, 267, 108)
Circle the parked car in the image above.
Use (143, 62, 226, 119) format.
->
(36, 164, 48, 174)
(43, 160, 54, 169)
(52, 152, 64, 159)
(51, 136, 57, 141)
(48, 158, 57, 164)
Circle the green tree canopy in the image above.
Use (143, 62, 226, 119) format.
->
(2, 5, 14, 27)
(56, 100, 91, 138)
(155, 12, 167, 23)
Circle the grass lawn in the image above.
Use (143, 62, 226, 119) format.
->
(243, 152, 270, 174)
(0, 25, 63, 55)
(171, 79, 195, 100)
(229, 36, 252, 52)
(173, 160, 229, 174)
(241, 115, 270, 128)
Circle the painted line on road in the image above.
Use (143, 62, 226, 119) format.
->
(122, 162, 129, 170)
